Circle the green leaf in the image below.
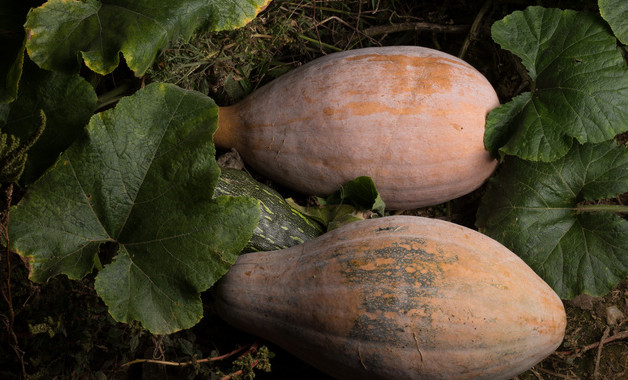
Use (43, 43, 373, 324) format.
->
(327, 176, 386, 217)
(599, 0, 628, 44)
(486, 6, 628, 161)
(288, 176, 386, 231)
(476, 141, 628, 299)
(0, 109, 45, 184)
(1, 58, 97, 184)
(0, 1, 32, 103)
(9, 83, 259, 334)
(325, 206, 371, 231)
(24, 0, 271, 76)
(0, 104, 9, 124)
(286, 197, 331, 227)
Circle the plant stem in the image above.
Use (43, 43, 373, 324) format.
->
(120, 341, 256, 367)
(576, 204, 628, 213)
(287, 3, 357, 17)
(555, 330, 628, 357)
(297, 34, 343, 52)
(362, 22, 469, 37)
(0, 184, 27, 378)
(95, 83, 133, 111)
(458, 0, 493, 59)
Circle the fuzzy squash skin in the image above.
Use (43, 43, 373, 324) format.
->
(215, 215, 566, 380)
(215, 46, 499, 210)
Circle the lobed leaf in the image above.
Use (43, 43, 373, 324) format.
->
(9, 83, 259, 334)
(24, 0, 271, 76)
(1, 58, 97, 184)
(476, 141, 628, 299)
(599, 0, 628, 44)
(487, 6, 628, 161)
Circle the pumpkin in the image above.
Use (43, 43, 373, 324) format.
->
(215, 46, 499, 210)
(215, 215, 566, 380)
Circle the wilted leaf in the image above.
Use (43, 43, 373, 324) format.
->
(288, 176, 386, 231)
(599, 0, 628, 44)
(9, 83, 259, 334)
(476, 141, 628, 299)
(25, 0, 271, 76)
(1, 58, 97, 184)
(327, 176, 386, 217)
(486, 6, 628, 161)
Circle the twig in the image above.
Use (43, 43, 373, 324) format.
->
(220, 359, 259, 380)
(0, 184, 26, 378)
(593, 326, 611, 379)
(458, 0, 493, 59)
(312, 16, 380, 47)
(1, 186, 13, 321)
(362, 22, 469, 37)
(120, 341, 257, 367)
(529, 367, 544, 380)
(346, 0, 364, 48)
(555, 330, 628, 357)
(537, 367, 577, 379)
(220, 342, 261, 380)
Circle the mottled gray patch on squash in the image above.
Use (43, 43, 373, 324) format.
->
(340, 238, 458, 347)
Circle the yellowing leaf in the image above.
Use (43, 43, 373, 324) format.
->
(25, 0, 271, 75)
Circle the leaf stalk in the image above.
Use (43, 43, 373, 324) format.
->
(576, 204, 628, 214)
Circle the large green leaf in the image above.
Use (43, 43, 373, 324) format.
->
(1, 58, 97, 184)
(486, 6, 628, 161)
(599, 0, 628, 44)
(24, 0, 271, 76)
(476, 141, 628, 299)
(9, 83, 259, 334)
(0, 1, 32, 103)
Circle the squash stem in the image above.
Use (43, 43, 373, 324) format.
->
(576, 204, 628, 214)
(95, 83, 133, 112)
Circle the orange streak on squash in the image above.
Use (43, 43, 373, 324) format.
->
(322, 101, 420, 117)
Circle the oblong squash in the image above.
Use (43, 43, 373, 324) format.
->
(215, 46, 499, 210)
(215, 215, 566, 380)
